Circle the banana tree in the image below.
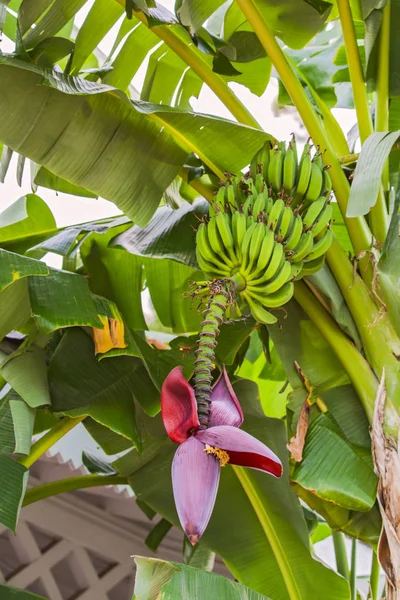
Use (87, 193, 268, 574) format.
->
(0, 0, 399, 598)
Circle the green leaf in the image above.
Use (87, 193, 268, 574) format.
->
(0, 194, 57, 254)
(49, 328, 142, 449)
(0, 394, 16, 454)
(80, 226, 147, 331)
(0, 249, 49, 292)
(215, 318, 256, 366)
(9, 394, 35, 455)
(0, 278, 32, 341)
(112, 200, 208, 269)
(82, 450, 117, 475)
(378, 186, 400, 336)
(28, 268, 104, 332)
(183, 539, 215, 571)
(145, 518, 173, 552)
(331, 202, 354, 254)
(176, 0, 225, 32)
(21, 0, 87, 48)
(84, 418, 133, 455)
(0, 346, 51, 407)
(70, 0, 124, 74)
(144, 258, 202, 334)
(310, 522, 332, 544)
(116, 380, 349, 600)
(32, 165, 97, 198)
(347, 130, 400, 217)
(292, 413, 377, 511)
(0, 454, 28, 532)
(0, 56, 270, 226)
(28, 37, 74, 68)
(224, 0, 332, 51)
(0, 584, 46, 599)
(133, 557, 272, 600)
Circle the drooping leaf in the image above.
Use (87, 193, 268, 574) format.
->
(116, 380, 350, 600)
(0, 278, 32, 340)
(111, 200, 208, 269)
(145, 518, 173, 552)
(0, 248, 49, 291)
(347, 130, 400, 217)
(0, 55, 270, 226)
(48, 327, 143, 449)
(0, 194, 57, 254)
(0, 454, 28, 532)
(82, 450, 117, 475)
(0, 346, 51, 407)
(9, 394, 35, 455)
(133, 556, 273, 600)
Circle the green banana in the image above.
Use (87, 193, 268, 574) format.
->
(249, 281, 294, 308)
(290, 262, 303, 280)
(247, 215, 255, 228)
(304, 161, 323, 204)
(268, 146, 284, 193)
(291, 231, 314, 263)
(226, 183, 238, 211)
(243, 194, 254, 217)
(305, 228, 333, 260)
(311, 203, 332, 238)
(250, 229, 275, 278)
(267, 198, 285, 231)
(293, 151, 312, 206)
(260, 141, 272, 182)
(322, 167, 332, 198)
(243, 222, 266, 276)
(302, 255, 325, 276)
(231, 211, 247, 261)
(207, 215, 234, 266)
(243, 292, 277, 324)
(255, 173, 264, 194)
(255, 242, 284, 282)
(215, 211, 237, 263)
(214, 186, 226, 211)
(248, 260, 291, 295)
(241, 222, 258, 273)
(284, 214, 303, 252)
(283, 142, 297, 195)
(303, 196, 327, 230)
(277, 206, 295, 241)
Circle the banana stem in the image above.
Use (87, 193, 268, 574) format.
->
(23, 474, 127, 506)
(179, 167, 215, 202)
(17, 416, 85, 469)
(114, 1, 261, 129)
(235, 0, 373, 273)
(293, 280, 377, 421)
(332, 531, 350, 580)
(336, 0, 388, 243)
(375, 1, 391, 192)
(194, 279, 233, 427)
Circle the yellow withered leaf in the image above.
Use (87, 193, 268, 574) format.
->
(92, 315, 127, 354)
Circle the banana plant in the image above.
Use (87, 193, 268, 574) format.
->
(0, 0, 399, 599)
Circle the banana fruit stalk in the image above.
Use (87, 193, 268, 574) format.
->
(195, 136, 333, 325)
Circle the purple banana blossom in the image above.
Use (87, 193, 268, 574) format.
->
(161, 366, 283, 545)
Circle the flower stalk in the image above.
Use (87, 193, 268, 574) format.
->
(194, 279, 234, 428)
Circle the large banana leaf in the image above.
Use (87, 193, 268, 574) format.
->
(133, 556, 272, 600)
(115, 380, 349, 600)
(0, 454, 28, 531)
(0, 56, 270, 226)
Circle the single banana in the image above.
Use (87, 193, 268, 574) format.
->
(293, 151, 312, 206)
(283, 143, 297, 195)
(248, 260, 291, 295)
(250, 228, 275, 279)
(215, 211, 237, 263)
(250, 151, 259, 180)
(311, 203, 332, 238)
(277, 206, 295, 241)
(226, 183, 238, 211)
(290, 262, 303, 280)
(268, 146, 284, 193)
(284, 214, 303, 252)
(249, 281, 294, 308)
(264, 193, 274, 215)
(243, 194, 254, 217)
(254, 242, 284, 282)
(243, 292, 277, 325)
(322, 167, 332, 198)
(214, 186, 226, 211)
(291, 230, 314, 263)
(243, 222, 266, 276)
(267, 198, 285, 232)
(304, 161, 323, 204)
(305, 228, 333, 260)
(302, 255, 325, 276)
(241, 222, 258, 273)
(231, 211, 247, 261)
(207, 215, 234, 266)
(303, 196, 327, 230)
(247, 179, 257, 197)
(253, 191, 268, 218)
(247, 215, 255, 228)
(255, 173, 264, 194)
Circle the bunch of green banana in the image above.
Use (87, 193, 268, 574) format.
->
(195, 136, 334, 325)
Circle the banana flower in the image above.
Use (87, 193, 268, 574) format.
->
(161, 366, 283, 544)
